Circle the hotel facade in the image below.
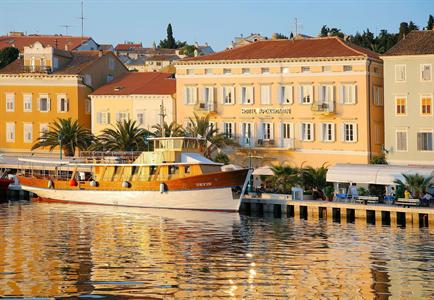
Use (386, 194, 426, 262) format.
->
(175, 37, 384, 167)
(381, 30, 434, 166)
(0, 42, 127, 153)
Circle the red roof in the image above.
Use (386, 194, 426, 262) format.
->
(91, 72, 175, 96)
(0, 34, 92, 52)
(183, 37, 379, 62)
(115, 43, 143, 51)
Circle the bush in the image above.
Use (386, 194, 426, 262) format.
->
(370, 154, 387, 164)
(324, 186, 334, 200)
(213, 152, 229, 164)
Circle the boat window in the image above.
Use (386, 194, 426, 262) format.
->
(169, 166, 179, 175)
(150, 166, 157, 175)
(132, 166, 139, 175)
(185, 166, 191, 174)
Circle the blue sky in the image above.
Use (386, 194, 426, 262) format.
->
(1, 0, 432, 50)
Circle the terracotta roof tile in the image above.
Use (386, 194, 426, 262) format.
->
(0, 34, 92, 51)
(91, 72, 176, 96)
(383, 31, 434, 56)
(115, 43, 143, 51)
(182, 37, 379, 62)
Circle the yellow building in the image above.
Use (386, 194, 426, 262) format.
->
(175, 37, 384, 167)
(0, 42, 127, 153)
(90, 72, 176, 135)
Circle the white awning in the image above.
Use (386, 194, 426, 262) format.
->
(327, 164, 434, 185)
(252, 166, 274, 176)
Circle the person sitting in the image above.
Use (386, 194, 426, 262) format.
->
(404, 189, 411, 199)
(421, 192, 432, 207)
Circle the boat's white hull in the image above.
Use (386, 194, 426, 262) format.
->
(22, 185, 242, 212)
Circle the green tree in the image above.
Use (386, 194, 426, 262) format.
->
(159, 23, 177, 49)
(152, 121, 185, 137)
(269, 165, 301, 194)
(178, 44, 196, 57)
(369, 154, 388, 164)
(393, 173, 433, 199)
(185, 113, 236, 158)
(301, 165, 330, 199)
(272, 32, 288, 39)
(427, 14, 434, 30)
(0, 47, 19, 69)
(95, 120, 152, 151)
(213, 152, 230, 164)
(32, 118, 94, 157)
(398, 22, 409, 40)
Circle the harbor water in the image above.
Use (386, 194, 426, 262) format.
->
(0, 200, 432, 299)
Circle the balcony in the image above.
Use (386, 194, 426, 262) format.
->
(194, 100, 216, 113)
(256, 139, 276, 148)
(255, 138, 296, 149)
(311, 102, 335, 115)
(21, 66, 52, 74)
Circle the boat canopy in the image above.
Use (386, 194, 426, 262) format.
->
(327, 164, 434, 185)
(252, 166, 274, 176)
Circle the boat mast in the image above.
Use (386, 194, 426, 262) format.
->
(159, 100, 166, 137)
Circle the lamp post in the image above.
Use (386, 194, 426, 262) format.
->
(58, 134, 63, 160)
(247, 136, 253, 192)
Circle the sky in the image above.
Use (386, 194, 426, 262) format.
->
(1, 0, 433, 51)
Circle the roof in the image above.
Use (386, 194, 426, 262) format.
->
(0, 34, 92, 52)
(144, 54, 180, 61)
(383, 30, 434, 56)
(327, 164, 434, 185)
(0, 50, 111, 75)
(115, 43, 142, 51)
(184, 37, 379, 62)
(138, 48, 178, 55)
(91, 72, 176, 96)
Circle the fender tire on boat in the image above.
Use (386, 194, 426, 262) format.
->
(122, 181, 130, 188)
(47, 179, 53, 189)
(90, 180, 98, 187)
(160, 182, 166, 193)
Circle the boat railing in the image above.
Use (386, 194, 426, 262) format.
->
(79, 151, 143, 164)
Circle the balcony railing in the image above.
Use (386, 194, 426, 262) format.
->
(311, 102, 335, 114)
(21, 66, 52, 74)
(256, 139, 276, 147)
(194, 100, 216, 112)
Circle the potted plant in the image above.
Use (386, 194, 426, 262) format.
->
(324, 185, 334, 201)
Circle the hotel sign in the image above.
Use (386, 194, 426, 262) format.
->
(241, 108, 291, 115)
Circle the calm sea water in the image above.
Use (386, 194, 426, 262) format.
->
(0, 200, 432, 299)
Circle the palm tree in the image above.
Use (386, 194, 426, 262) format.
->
(95, 120, 153, 151)
(152, 121, 185, 137)
(185, 113, 237, 158)
(393, 173, 433, 199)
(32, 118, 94, 157)
(269, 165, 302, 194)
(301, 165, 329, 199)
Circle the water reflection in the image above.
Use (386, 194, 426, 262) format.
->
(0, 202, 432, 299)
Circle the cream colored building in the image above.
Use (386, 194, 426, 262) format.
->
(90, 72, 176, 135)
(175, 37, 384, 167)
(381, 31, 434, 166)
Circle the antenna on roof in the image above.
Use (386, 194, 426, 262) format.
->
(292, 18, 303, 37)
(77, 0, 87, 37)
(59, 25, 72, 35)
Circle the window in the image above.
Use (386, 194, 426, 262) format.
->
(223, 122, 234, 138)
(23, 94, 32, 112)
(417, 132, 433, 151)
(262, 123, 273, 140)
(57, 94, 68, 112)
(85, 99, 91, 114)
(241, 122, 253, 145)
(223, 68, 231, 75)
(396, 130, 407, 151)
(279, 85, 293, 104)
(299, 85, 313, 104)
(23, 123, 33, 143)
(300, 123, 314, 141)
(5, 93, 14, 112)
(202, 86, 214, 103)
(6, 123, 15, 142)
(222, 86, 234, 104)
(343, 65, 352, 72)
(242, 68, 250, 75)
(373, 86, 384, 106)
(108, 57, 115, 70)
(281, 67, 289, 74)
(183, 86, 197, 105)
(343, 123, 357, 142)
(322, 66, 331, 72)
(186, 69, 194, 75)
(395, 64, 406, 82)
(321, 123, 335, 142)
(205, 68, 212, 75)
(395, 97, 407, 115)
(96, 112, 110, 124)
(116, 112, 129, 123)
(136, 112, 144, 125)
(260, 85, 271, 104)
(241, 86, 254, 104)
(319, 84, 333, 104)
(301, 66, 310, 73)
(39, 123, 49, 138)
(421, 96, 432, 116)
(107, 75, 113, 82)
(282, 123, 292, 139)
(340, 84, 357, 104)
(261, 68, 270, 74)
(421, 64, 431, 81)
(39, 96, 50, 112)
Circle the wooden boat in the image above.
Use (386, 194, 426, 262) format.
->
(17, 137, 251, 212)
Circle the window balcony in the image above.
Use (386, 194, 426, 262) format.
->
(311, 102, 335, 115)
(256, 139, 276, 147)
(255, 138, 296, 149)
(194, 100, 216, 113)
(22, 66, 52, 74)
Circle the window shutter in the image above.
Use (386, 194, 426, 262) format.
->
(37, 98, 40, 112)
(278, 122, 283, 147)
(47, 98, 51, 111)
(417, 133, 422, 151)
(332, 124, 336, 141)
(230, 86, 235, 104)
(311, 123, 315, 141)
(340, 124, 345, 142)
(257, 122, 263, 140)
(66, 99, 69, 112)
(220, 87, 225, 104)
(289, 86, 294, 104)
(339, 85, 344, 104)
(278, 86, 283, 104)
(299, 123, 304, 140)
(97, 112, 102, 124)
(237, 87, 243, 104)
(192, 87, 197, 104)
(298, 86, 303, 103)
(353, 84, 357, 104)
(319, 123, 324, 142)
(353, 123, 358, 142)
(232, 122, 236, 139)
(107, 112, 110, 124)
(270, 123, 274, 140)
(116, 112, 121, 122)
(57, 97, 61, 112)
(318, 86, 323, 105)
(249, 86, 254, 104)
(183, 87, 188, 104)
